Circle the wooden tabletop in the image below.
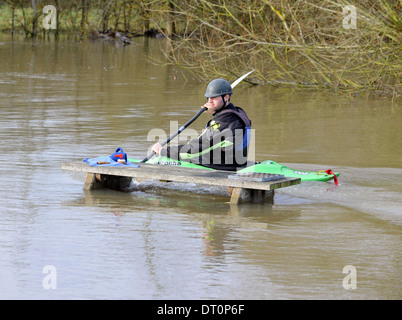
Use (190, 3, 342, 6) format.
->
(62, 161, 301, 191)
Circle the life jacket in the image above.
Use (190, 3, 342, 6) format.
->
(178, 105, 252, 170)
(218, 106, 251, 151)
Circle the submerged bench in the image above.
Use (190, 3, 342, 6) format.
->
(61, 161, 300, 205)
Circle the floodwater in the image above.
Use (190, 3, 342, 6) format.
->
(0, 35, 401, 300)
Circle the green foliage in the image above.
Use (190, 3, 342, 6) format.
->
(0, 0, 165, 36)
(1, 0, 400, 97)
(158, 0, 401, 97)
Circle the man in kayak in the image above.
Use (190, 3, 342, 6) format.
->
(151, 79, 251, 171)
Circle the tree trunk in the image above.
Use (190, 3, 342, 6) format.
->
(80, 0, 88, 39)
(54, 0, 60, 39)
(101, 0, 111, 33)
(166, 0, 176, 37)
(11, 5, 15, 37)
(31, 0, 38, 37)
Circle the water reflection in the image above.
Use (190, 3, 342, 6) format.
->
(63, 185, 305, 261)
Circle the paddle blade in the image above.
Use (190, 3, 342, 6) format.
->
(230, 70, 255, 89)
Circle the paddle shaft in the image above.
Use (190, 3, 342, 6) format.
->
(140, 107, 207, 163)
(140, 70, 255, 163)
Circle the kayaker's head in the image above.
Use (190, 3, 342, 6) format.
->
(204, 79, 232, 114)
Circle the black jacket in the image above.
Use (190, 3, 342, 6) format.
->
(161, 103, 251, 171)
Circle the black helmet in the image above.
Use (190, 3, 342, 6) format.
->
(204, 79, 232, 98)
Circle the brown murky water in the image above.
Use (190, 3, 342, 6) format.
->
(0, 34, 401, 299)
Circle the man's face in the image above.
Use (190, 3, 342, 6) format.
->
(205, 94, 229, 114)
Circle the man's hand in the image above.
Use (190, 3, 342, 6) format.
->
(202, 102, 214, 115)
(151, 142, 163, 155)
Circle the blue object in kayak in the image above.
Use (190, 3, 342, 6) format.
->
(83, 148, 139, 167)
(110, 147, 127, 162)
(83, 156, 139, 167)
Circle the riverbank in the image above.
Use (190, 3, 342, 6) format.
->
(1, 1, 400, 98)
(159, 1, 401, 98)
(0, 2, 155, 38)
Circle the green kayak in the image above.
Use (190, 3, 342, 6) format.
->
(129, 156, 340, 183)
